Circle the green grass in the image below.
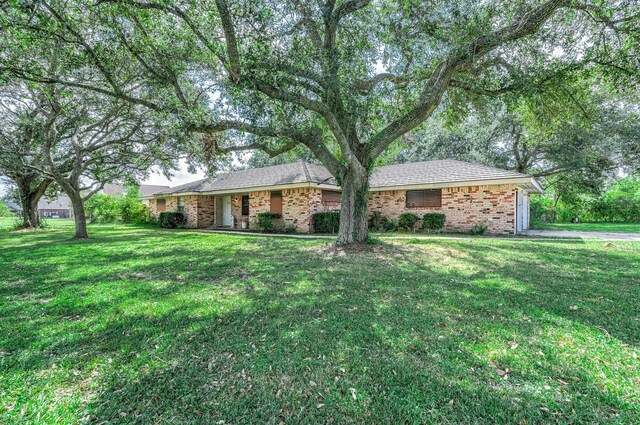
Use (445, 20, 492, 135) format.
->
(1, 225, 639, 424)
(0, 217, 77, 231)
(531, 222, 640, 233)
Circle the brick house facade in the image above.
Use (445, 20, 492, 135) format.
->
(144, 160, 540, 234)
(368, 184, 518, 234)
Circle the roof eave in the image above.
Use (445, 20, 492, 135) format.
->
(370, 176, 540, 192)
(142, 175, 544, 198)
(144, 181, 340, 198)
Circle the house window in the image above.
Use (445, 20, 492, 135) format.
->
(406, 189, 442, 208)
(157, 199, 166, 212)
(178, 196, 185, 214)
(270, 191, 283, 215)
(321, 190, 341, 207)
(242, 195, 249, 216)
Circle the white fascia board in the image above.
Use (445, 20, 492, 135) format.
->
(529, 178, 544, 194)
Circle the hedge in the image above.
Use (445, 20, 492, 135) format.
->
(422, 212, 446, 231)
(256, 212, 282, 233)
(313, 211, 340, 233)
(398, 212, 419, 230)
(158, 212, 187, 228)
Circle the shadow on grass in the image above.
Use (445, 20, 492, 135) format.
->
(0, 229, 638, 423)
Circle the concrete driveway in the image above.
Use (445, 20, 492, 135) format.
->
(523, 229, 640, 241)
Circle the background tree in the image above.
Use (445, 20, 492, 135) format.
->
(2, 0, 638, 243)
(0, 84, 54, 228)
(35, 87, 173, 238)
(0, 41, 178, 238)
(386, 83, 639, 191)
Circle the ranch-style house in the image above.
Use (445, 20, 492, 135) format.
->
(142, 160, 542, 234)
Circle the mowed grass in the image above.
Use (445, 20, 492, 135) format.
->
(531, 221, 640, 233)
(0, 225, 639, 424)
(0, 217, 76, 231)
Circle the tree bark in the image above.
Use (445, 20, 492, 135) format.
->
(19, 187, 40, 228)
(15, 176, 51, 229)
(336, 167, 370, 245)
(68, 191, 88, 239)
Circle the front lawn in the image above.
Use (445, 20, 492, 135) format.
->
(531, 222, 640, 233)
(0, 217, 76, 231)
(0, 217, 20, 230)
(1, 225, 638, 424)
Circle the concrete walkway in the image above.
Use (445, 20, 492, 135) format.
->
(523, 229, 640, 241)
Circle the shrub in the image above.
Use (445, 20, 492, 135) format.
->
(282, 225, 297, 234)
(382, 217, 397, 232)
(397, 212, 419, 231)
(120, 196, 152, 224)
(469, 224, 488, 235)
(257, 212, 282, 233)
(0, 202, 12, 217)
(368, 211, 384, 231)
(86, 187, 153, 225)
(314, 211, 340, 233)
(86, 194, 119, 223)
(368, 211, 397, 232)
(422, 213, 446, 231)
(158, 211, 187, 228)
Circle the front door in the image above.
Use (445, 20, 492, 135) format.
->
(223, 195, 233, 227)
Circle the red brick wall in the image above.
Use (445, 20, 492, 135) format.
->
(247, 191, 270, 229)
(183, 195, 198, 228)
(197, 196, 215, 228)
(149, 196, 178, 218)
(368, 184, 516, 234)
(182, 195, 215, 228)
(150, 184, 517, 234)
(229, 194, 243, 228)
(283, 188, 317, 232)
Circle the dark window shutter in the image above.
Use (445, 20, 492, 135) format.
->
(242, 195, 250, 216)
(321, 190, 341, 205)
(270, 191, 283, 214)
(406, 189, 441, 208)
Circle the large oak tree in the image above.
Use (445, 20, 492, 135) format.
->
(3, 0, 638, 243)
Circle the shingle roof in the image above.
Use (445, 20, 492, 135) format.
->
(369, 160, 529, 188)
(152, 162, 336, 196)
(4, 200, 21, 211)
(150, 160, 535, 196)
(37, 195, 72, 210)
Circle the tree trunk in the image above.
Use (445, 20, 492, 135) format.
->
(19, 191, 40, 228)
(336, 168, 370, 245)
(69, 192, 88, 239)
(22, 201, 40, 228)
(15, 178, 44, 229)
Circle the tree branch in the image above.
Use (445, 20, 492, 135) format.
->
(214, 0, 241, 83)
(368, 0, 568, 160)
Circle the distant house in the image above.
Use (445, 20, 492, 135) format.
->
(103, 184, 170, 205)
(141, 160, 542, 234)
(4, 201, 22, 214)
(38, 196, 73, 219)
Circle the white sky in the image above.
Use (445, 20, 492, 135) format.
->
(0, 160, 205, 197)
(141, 159, 206, 188)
